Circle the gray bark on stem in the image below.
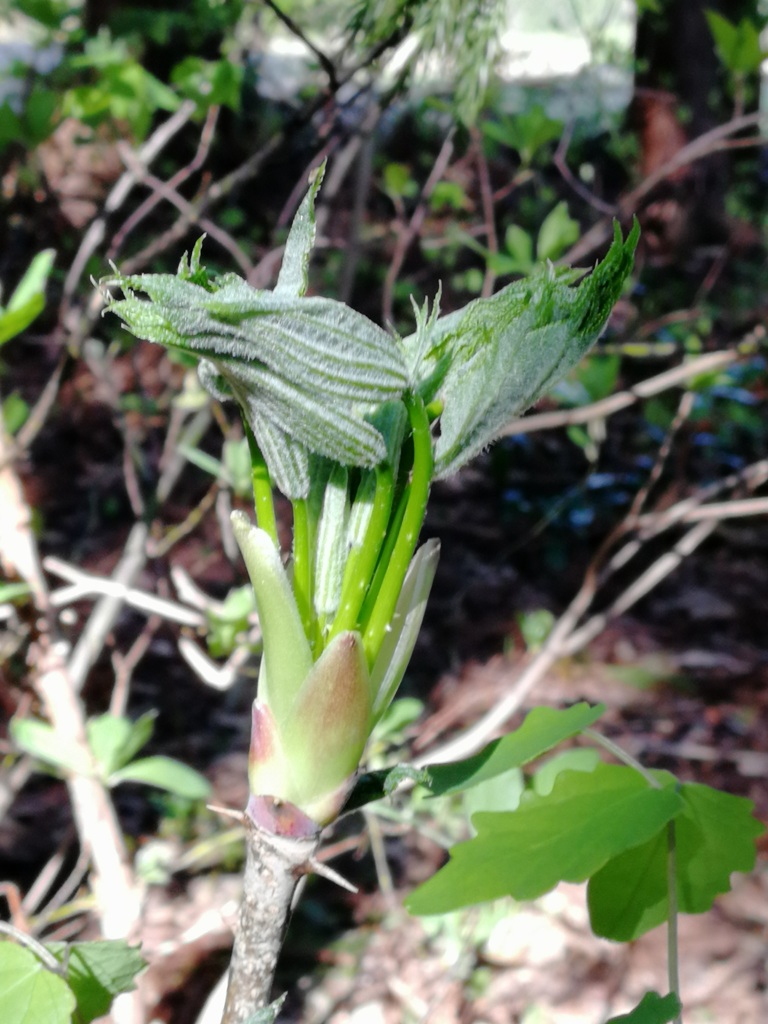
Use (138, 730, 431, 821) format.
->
(221, 815, 320, 1024)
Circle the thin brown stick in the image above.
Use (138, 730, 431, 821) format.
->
(107, 104, 220, 262)
(554, 121, 616, 216)
(563, 111, 766, 265)
(498, 347, 746, 438)
(382, 130, 456, 324)
(471, 126, 499, 298)
(116, 144, 254, 276)
(419, 454, 768, 769)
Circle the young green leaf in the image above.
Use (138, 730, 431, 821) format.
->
(0, 249, 55, 347)
(407, 763, 682, 915)
(105, 266, 408, 493)
(423, 702, 605, 797)
(110, 756, 211, 800)
(587, 780, 764, 941)
(536, 201, 580, 262)
(275, 163, 325, 297)
(605, 991, 682, 1024)
(85, 713, 155, 777)
(10, 718, 92, 776)
(0, 942, 75, 1024)
(404, 221, 639, 478)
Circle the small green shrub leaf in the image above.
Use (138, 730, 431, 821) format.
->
(11, 718, 91, 775)
(110, 756, 211, 799)
(536, 201, 580, 262)
(423, 702, 605, 797)
(0, 249, 55, 345)
(0, 581, 31, 602)
(588, 781, 764, 940)
(0, 942, 75, 1024)
(605, 991, 682, 1024)
(406, 763, 682, 915)
(47, 940, 146, 1024)
(86, 713, 155, 776)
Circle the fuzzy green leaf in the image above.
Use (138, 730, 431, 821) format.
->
(588, 781, 764, 940)
(407, 762, 682, 915)
(275, 164, 325, 297)
(105, 262, 408, 493)
(405, 221, 638, 478)
(423, 702, 605, 797)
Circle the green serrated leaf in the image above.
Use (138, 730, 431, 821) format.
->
(110, 756, 211, 800)
(407, 763, 682, 915)
(423, 702, 605, 797)
(406, 220, 638, 478)
(588, 780, 764, 940)
(105, 246, 408, 491)
(46, 940, 146, 1024)
(0, 942, 75, 1024)
(605, 991, 682, 1024)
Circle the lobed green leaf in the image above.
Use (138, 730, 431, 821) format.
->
(587, 780, 764, 940)
(604, 991, 682, 1024)
(407, 762, 682, 915)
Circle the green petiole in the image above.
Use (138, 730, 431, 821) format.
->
(362, 393, 432, 667)
(245, 423, 278, 547)
(292, 497, 318, 653)
(328, 463, 395, 641)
